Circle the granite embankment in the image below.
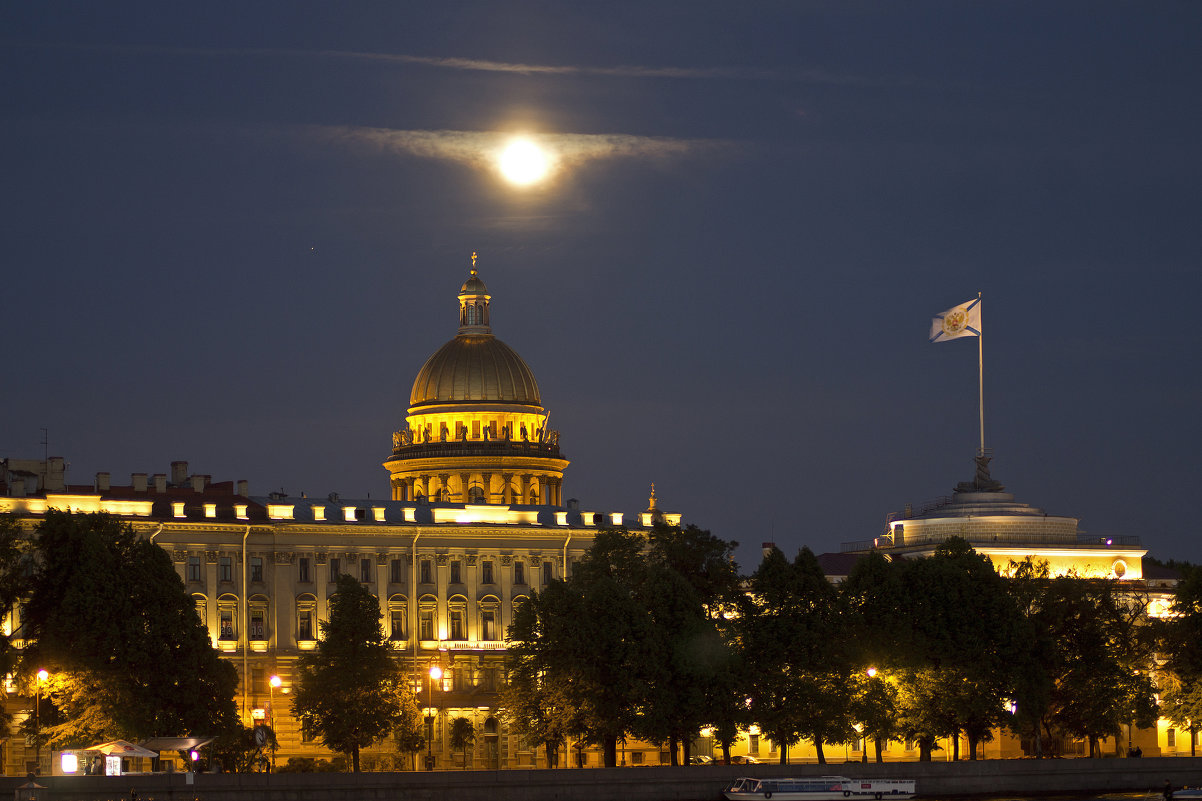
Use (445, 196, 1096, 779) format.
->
(3, 757, 1200, 801)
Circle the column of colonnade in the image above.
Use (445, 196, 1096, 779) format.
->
(389, 472, 564, 507)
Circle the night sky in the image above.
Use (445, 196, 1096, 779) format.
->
(4, 2, 1200, 571)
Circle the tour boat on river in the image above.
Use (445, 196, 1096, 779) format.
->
(724, 776, 917, 801)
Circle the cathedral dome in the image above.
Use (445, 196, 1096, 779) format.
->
(409, 335, 541, 407)
(409, 258, 542, 408)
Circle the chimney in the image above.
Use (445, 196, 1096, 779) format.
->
(191, 475, 206, 493)
(96, 472, 111, 492)
(237, 479, 248, 497)
(171, 461, 188, 486)
(762, 541, 776, 561)
(153, 474, 167, 493)
(132, 473, 148, 492)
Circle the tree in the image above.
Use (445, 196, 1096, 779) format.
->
(504, 530, 648, 767)
(740, 546, 856, 764)
(209, 723, 277, 773)
(634, 524, 742, 765)
(0, 514, 31, 739)
(449, 717, 476, 768)
(894, 539, 1025, 760)
(504, 526, 742, 768)
(1161, 673, 1202, 756)
(21, 511, 238, 746)
(843, 552, 908, 762)
(293, 574, 421, 772)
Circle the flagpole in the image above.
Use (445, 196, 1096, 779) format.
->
(977, 291, 985, 456)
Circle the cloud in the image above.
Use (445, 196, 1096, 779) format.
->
(309, 125, 721, 172)
(10, 41, 898, 86)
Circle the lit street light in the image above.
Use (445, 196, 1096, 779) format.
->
(426, 664, 443, 771)
(34, 669, 48, 775)
(268, 675, 282, 771)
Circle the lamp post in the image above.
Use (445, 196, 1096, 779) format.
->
(863, 667, 878, 764)
(268, 675, 282, 771)
(426, 664, 442, 771)
(34, 669, 48, 775)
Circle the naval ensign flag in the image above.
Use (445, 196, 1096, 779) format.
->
(929, 297, 982, 343)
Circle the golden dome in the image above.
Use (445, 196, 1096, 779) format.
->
(409, 334, 541, 407)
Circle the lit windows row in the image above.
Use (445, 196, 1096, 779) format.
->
(186, 554, 556, 587)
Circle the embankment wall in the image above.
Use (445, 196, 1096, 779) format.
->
(3, 757, 1200, 801)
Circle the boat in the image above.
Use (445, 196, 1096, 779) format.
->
(724, 776, 916, 801)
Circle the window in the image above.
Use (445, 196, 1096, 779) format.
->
(298, 557, 311, 583)
(1168, 728, 1177, 748)
(513, 595, 529, 622)
(450, 608, 466, 640)
(360, 558, 373, 583)
(480, 667, 497, 692)
(542, 560, 553, 585)
(513, 560, 525, 585)
(219, 556, 233, 583)
(468, 485, 485, 503)
(420, 559, 432, 584)
(219, 608, 236, 640)
(450, 560, 461, 584)
(481, 560, 494, 585)
(187, 556, 201, 582)
(192, 594, 206, 625)
(389, 601, 407, 641)
(631, 752, 644, 765)
(250, 557, 264, 583)
(749, 734, 760, 755)
(250, 610, 266, 641)
(296, 594, 316, 642)
(329, 558, 341, 582)
(390, 558, 404, 584)
(481, 609, 497, 641)
(420, 608, 435, 641)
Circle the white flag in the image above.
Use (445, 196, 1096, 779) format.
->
(930, 297, 981, 342)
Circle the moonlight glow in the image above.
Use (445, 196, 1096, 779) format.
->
(498, 138, 552, 185)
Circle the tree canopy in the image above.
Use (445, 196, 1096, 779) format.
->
(21, 511, 238, 747)
(504, 524, 739, 767)
(293, 573, 420, 772)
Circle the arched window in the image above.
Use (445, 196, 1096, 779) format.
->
(249, 594, 270, 642)
(479, 595, 500, 643)
(448, 594, 468, 641)
(388, 594, 407, 641)
(296, 593, 317, 643)
(468, 485, 486, 503)
(419, 594, 438, 642)
(512, 594, 529, 624)
(217, 593, 239, 641)
(191, 593, 207, 627)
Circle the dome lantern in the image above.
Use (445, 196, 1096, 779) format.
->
(458, 251, 492, 334)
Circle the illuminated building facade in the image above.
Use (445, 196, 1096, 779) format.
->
(0, 266, 678, 774)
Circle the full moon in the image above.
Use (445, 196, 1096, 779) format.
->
(498, 138, 552, 186)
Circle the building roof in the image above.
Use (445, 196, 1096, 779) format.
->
(409, 334, 541, 407)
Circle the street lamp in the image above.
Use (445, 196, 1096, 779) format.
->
(33, 670, 48, 775)
(268, 675, 282, 771)
(426, 665, 443, 771)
